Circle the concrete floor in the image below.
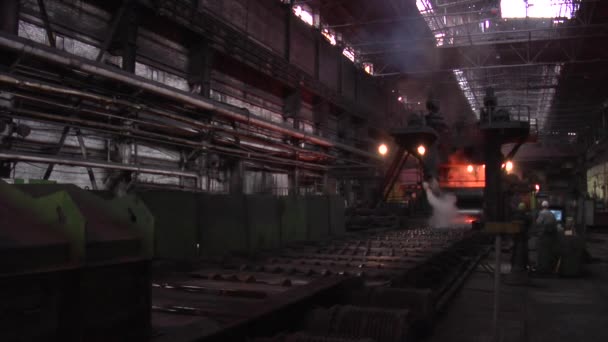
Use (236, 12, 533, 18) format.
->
(426, 232, 608, 342)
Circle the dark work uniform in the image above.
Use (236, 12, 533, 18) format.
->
(536, 209, 558, 273)
(511, 209, 531, 271)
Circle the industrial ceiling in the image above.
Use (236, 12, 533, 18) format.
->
(304, 0, 608, 144)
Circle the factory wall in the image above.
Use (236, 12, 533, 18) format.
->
(139, 190, 346, 259)
(10, 1, 350, 191)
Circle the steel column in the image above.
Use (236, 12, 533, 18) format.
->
(284, 0, 293, 61)
(119, 0, 138, 72)
(493, 234, 502, 340)
(96, 0, 132, 62)
(36, 0, 55, 48)
(0, 0, 19, 34)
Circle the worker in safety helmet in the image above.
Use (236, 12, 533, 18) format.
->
(536, 200, 556, 227)
(535, 200, 558, 273)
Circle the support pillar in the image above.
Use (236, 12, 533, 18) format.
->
(289, 167, 299, 196)
(187, 39, 214, 97)
(0, 0, 19, 67)
(313, 34, 320, 80)
(0, 0, 19, 34)
(484, 137, 504, 222)
(229, 159, 244, 194)
(284, 0, 294, 62)
(337, 50, 343, 95)
(119, 1, 138, 73)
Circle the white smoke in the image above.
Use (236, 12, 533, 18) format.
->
(423, 179, 459, 228)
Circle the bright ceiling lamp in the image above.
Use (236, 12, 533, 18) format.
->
(417, 145, 426, 156)
(378, 144, 388, 156)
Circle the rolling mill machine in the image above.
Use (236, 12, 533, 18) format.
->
(142, 96, 492, 341)
(0, 181, 153, 341)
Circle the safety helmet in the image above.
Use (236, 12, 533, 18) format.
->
(541, 200, 549, 208)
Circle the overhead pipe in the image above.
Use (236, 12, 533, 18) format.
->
(0, 151, 199, 178)
(3, 102, 333, 166)
(4, 109, 329, 170)
(0, 33, 379, 159)
(0, 73, 336, 161)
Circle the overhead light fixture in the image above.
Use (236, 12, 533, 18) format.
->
(467, 165, 474, 173)
(378, 144, 388, 156)
(417, 145, 426, 156)
(505, 161, 513, 172)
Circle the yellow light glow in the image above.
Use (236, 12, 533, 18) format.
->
(417, 145, 426, 156)
(467, 165, 474, 173)
(378, 144, 388, 156)
(505, 161, 514, 172)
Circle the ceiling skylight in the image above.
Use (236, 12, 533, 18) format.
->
(501, 0, 576, 19)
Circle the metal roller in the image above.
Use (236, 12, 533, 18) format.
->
(306, 305, 410, 342)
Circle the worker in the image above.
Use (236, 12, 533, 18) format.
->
(511, 202, 531, 272)
(535, 200, 558, 274)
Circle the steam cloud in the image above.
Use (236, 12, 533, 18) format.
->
(423, 179, 459, 228)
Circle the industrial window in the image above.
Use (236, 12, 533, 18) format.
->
(500, 0, 579, 19)
(342, 47, 355, 62)
(434, 33, 445, 46)
(415, 0, 433, 15)
(293, 4, 314, 26)
(321, 28, 337, 45)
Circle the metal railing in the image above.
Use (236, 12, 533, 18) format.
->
(481, 104, 531, 125)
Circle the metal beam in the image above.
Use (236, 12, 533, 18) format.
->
(96, 0, 132, 62)
(374, 58, 608, 76)
(2, 151, 199, 178)
(36, 0, 55, 48)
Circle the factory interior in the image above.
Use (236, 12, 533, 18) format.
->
(2, 0, 608, 341)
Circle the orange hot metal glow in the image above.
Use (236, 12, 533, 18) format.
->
(439, 154, 485, 188)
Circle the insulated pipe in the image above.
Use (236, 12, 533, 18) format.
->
(0, 75, 334, 160)
(3, 103, 332, 168)
(0, 151, 199, 178)
(0, 33, 378, 159)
